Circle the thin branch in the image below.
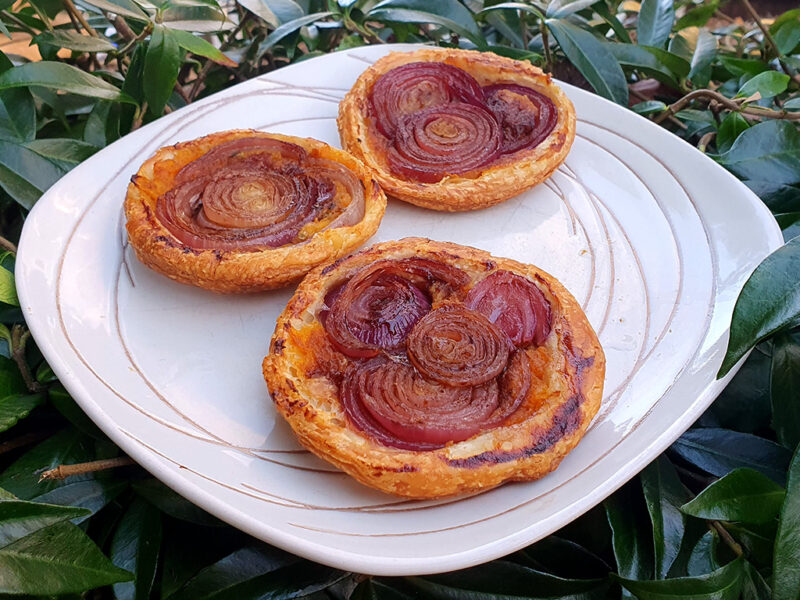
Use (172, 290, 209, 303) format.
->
(540, 20, 552, 73)
(519, 10, 529, 50)
(711, 521, 744, 558)
(0, 235, 17, 254)
(1, 10, 39, 35)
(740, 0, 780, 58)
(39, 456, 136, 480)
(698, 131, 716, 152)
(11, 326, 44, 394)
(112, 14, 137, 42)
(0, 430, 53, 456)
(629, 86, 688, 130)
(654, 88, 800, 124)
(62, 0, 99, 37)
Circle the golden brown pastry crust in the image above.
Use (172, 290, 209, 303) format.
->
(337, 48, 577, 212)
(124, 130, 387, 293)
(263, 238, 604, 498)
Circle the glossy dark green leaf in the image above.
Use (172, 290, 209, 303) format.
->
(351, 579, 417, 600)
(769, 8, 800, 33)
(0, 138, 67, 209)
(515, 536, 610, 579)
(143, 25, 183, 115)
(0, 62, 134, 103)
(774, 19, 800, 55)
(546, 0, 597, 18)
(784, 98, 800, 111)
(408, 560, 608, 599)
(736, 71, 790, 100)
(0, 521, 132, 594)
(607, 43, 688, 88)
(716, 112, 749, 154)
(48, 385, 105, 440)
(0, 393, 43, 433)
(670, 428, 791, 485)
(745, 180, 800, 213)
(84, 100, 122, 147)
(33, 30, 116, 52)
(112, 497, 162, 600)
(605, 481, 653, 598)
(686, 531, 719, 576)
(687, 28, 715, 88)
(719, 120, 800, 187)
(132, 479, 223, 526)
(258, 12, 333, 55)
(0, 264, 16, 306)
(773, 446, 800, 600)
(169, 29, 237, 66)
(613, 557, 743, 600)
(34, 478, 127, 523)
(770, 331, 800, 449)
(717, 57, 768, 78)
(0, 490, 90, 547)
(0, 356, 25, 396)
(369, 0, 486, 47)
(674, 0, 717, 30)
(637, 0, 673, 48)
(777, 214, 800, 243)
(546, 19, 628, 105)
(0, 88, 35, 143)
(718, 235, 800, 377)
(81, 0, 150, 20)
(726, 523, 776, 569)
(478, 2, 544, 21)
(159, 5, 231, 32)
(236, 0, 303, 27)
(741, 561, 771, 600)
(169, 545, 344, 600)
(632, 100, 667, 115)
(681, 468, 785, 524)
(593, 1, 631, 42)
(25, 138, 98, 171)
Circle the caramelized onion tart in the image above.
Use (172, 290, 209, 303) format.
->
(262, 238, 605, 498)
(124, 130, 386, 293)
(338, 48, 576, 212)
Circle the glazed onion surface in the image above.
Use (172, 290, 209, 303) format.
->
(406, 305, 510, 387)
(466, 270, 552, 346)
(156, 137, 365, 250)
(484, 84, 558, 155)
(369, 62, 485, 137)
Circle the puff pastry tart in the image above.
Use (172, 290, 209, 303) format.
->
(263, 238, 604, 498)
(337, 48, 576, 212)
(124, 130, 386, 293)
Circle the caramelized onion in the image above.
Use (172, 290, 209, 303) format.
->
(484, 84, 557, 155)
(155, 138, 364, 251)
(466, 270, 552, 346)
(370, 62, 485, 137)
(488, 350, 531, 426)
(407, 305, 509, 387)
(323, 258, 470, 358)
(342, 358, 500, 448)
(387, 103, 501, 183)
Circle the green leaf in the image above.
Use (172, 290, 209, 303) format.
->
(741, 561, 771, 600)
(718, 235, 800, 377)
(637, 0, 673, 48)
(257, 12, 333, 55)
(670, 428, 792, 485)
(0, 393, 44, 433)
(408, 560, 608, 599)
(169, 545, 344, 600)
(0, 138, 66, 209)
(0, 490, 90, 547)
(776, 212, 800, 242)
(479, 2, 544, 20)
(716, 111, 749, 154)
(770, 332, 800, 449)
(33, 30, 116, 52)
(607, 43, 688, 88)
(0, 356, 25, 398)
(34, 478, 127, 523)
(687, 28, 716, 88)
(143, 25, 183, 116)
(632, 100, 667, 115)
(80, 0, 150, 21)
(641, 456, 690, 579)
(718, 119, 800, 187)
(546, 0, 597, 19)
(735, 71, 790, 100)
(687, 531, 719, 576)
(674, 0, 717, 30)
(605, 482, 653, 598)
(0, 62, 134, 103)
(112, 497, 162, 600)
(25, 138, 98, 170)
(0, 264, 17, 306)
(515, 536, 610, 579)
(48, 385, 105, 440)
(718, 56, 768, 78)
(236, 0, 303, 27)
(546, 19, 628, 105)
(769, 8, 800, 34)
(352, 579, 417, 600)
(613, 557, 743, 600)
(168, 30, 236, 66)
(593, 1, 631, 42)
(746, 180, 800, 213)
(784, 98, 800, 111)
(0, 521, 132, 594)
(369, 0, 486, 48)
(773, 446, 800, 600)
(681, 468, 786, 524)
(774, 19, 800, 55)
(0, 88, 35, 142)
(132, 479, 223, 526)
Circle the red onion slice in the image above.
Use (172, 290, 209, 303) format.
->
(370, 62, 485, 137)
(466, 270, 552, 346)
(387, 102, 502, 183)
(483, 84, 557, 155)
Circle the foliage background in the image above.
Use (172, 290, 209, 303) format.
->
(1, 0, 800, 597)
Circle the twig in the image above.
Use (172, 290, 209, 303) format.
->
(711, 521, 744, 558)
(1, 10, 38, 35)
(131, 101, 147, 130)
(540, 19, 552, 73)
(39, 456, 136, 480)
(519, 9, 529, 50)
(0, 430, 53, 456)
(698, 131, 716, 152)
(0, 235, 17, 254)
(10, 326, 44, 394)
(629, 86, 688, 130)
(189, 16, 248, 101)
(62, 0, 98, 37)
(654, 88, 800, 124)
(113, 14, 137, 42)
(740, 0, 780, 58)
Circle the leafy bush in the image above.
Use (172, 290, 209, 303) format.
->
(0, 0, 799, 597)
